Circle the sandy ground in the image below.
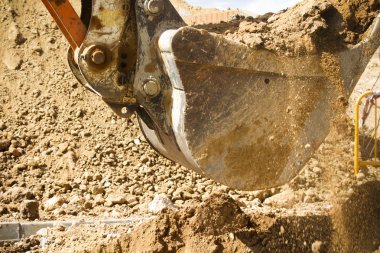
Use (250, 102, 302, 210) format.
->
(1, 0, 380, 252)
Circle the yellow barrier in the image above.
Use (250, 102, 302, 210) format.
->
(354, 90, 380, 175)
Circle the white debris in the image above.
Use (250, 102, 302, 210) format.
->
(148, 194, 176, 214)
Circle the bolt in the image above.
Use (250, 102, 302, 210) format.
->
(91, 49, 106, 65)
(144, 0, 163, 15)
(143, 78, 161, 97)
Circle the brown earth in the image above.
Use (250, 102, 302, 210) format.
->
(201, 0, 380, 56)
(1, 0, 380, 252)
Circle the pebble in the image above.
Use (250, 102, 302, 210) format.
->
(0, 121, 6, 130)
(7, 22, 26, 45)
(91, 186, 105, 195)
(9, 146, 22, 157)
(94, 195, 105, 205)
(69, 195, 84, 205)
(264, 188, 297, 208)
(312, 167, 322, 175)
(105, 193, 128, 207)
(20, 200, 39, 220)
(126, 196, 139, 207)
(83, 201, 93, 210)
(140, 155, 149, 163)
(13, 163, 28, 174)
(356, 172, 365, 181)
(311, 240, 323, 253)
(44, 196, 65, 211)
(36, 228, 49, 236)
(0, 139, 11, 152)
(3, 52, 22, 70)
(148, 194, 176, 213)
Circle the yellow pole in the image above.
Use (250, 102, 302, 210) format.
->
(355, 91, 374, 175)
(375, 99, 378, 160)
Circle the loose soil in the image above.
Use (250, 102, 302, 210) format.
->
(202, 0, 380, 56)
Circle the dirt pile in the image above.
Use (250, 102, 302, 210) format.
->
(330, 0, 380, 37)
(116, 194, 251, 253)
(202, 0, 380, 56)
(43, 194, 335, 253)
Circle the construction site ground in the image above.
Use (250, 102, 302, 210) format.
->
(1, 0, 380, 252)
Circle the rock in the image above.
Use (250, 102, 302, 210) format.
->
(263, 188, 297, 208)
(251, 198, 262, 206)
(32, 46, 43, 56)
(94, 195, 105, 205)
(312, 167, 322, 175)
(94, 174, 103, 181)
(182, 191, 193, 200)
(3, 52, 22, 70)
(54, 225, 66, 232)
(7, 22, 26, 45)
(0, 121, 6, 130)
(253, 189, 272, 202)
(105, 193, 128, 207)
(20, 200, 39, 220)
(9, 146, 22, 157)
(56, 181, 72, 192)
(126, 195, 139, 207)
(148, 194, 176, 213)
(44, 196, 65, 211)
(172, 190, 182, 201)
(68, 195, 84, 205)
(311, 240, 323, 253)
(13, 163, 27, 173)
(0, 206, 9, 215)
(91, 186, 105, 195)
(6, 187, 33, 201)
(83, 150, 95, 159)
(140, 155, 149, 163)
(356, 172, 365, 181)
(303, 189, 318, 203)
(83, 201, 93, 210)
(0, 139, 11, 152)
(36, 228, 49, 236)
(57, 142, 69, 154)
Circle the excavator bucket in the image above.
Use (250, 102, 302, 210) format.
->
(154, 20, 380, 190)
(41, 0, 380, 190)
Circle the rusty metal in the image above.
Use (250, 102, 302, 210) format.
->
(76, 0, 135, 102)
(40, 0, 86, 50)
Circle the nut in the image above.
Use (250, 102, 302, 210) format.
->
(144, 0, 164, 15)
(91, 49, 106, 65)
(143, 78, 161, 97)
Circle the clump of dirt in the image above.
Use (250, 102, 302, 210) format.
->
(332, 180, 380, 253)
(202, 0, 380, 56)
(330, 0, 380, 40)
(45, 194, 337, 253)
(42, 194, 255, 253)
(114, 194, 252, 253)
